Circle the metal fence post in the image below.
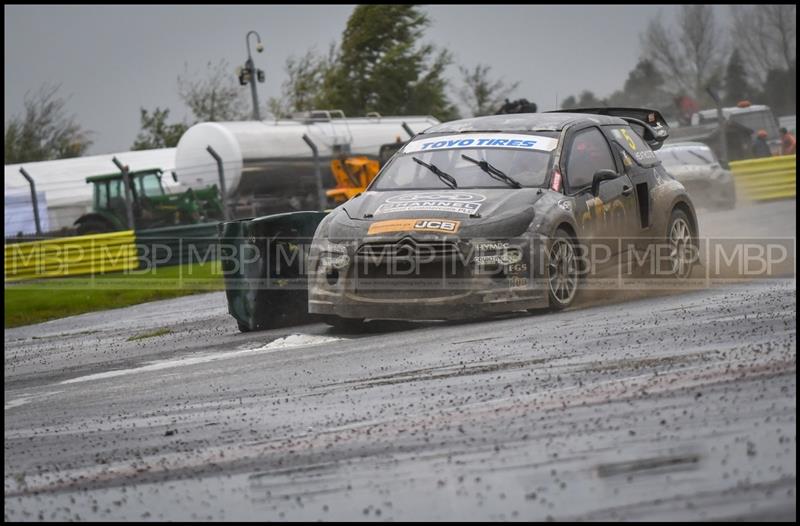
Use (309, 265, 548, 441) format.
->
(401, 121, 415, 139)
(206, 145, 230, 220)
(706, 87, 729, 166)
(18, 167, 42, 236)
(302, 134, 327, 211)
(111, 156, 136, 231)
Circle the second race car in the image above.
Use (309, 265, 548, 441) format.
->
(656, 141, 737, 210)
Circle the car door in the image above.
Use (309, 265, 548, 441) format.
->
(606, 124, 664, 238)
(562, 125, 637, 270)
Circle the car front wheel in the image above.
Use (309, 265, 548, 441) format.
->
(546, 229, 579, 311)
(666, 209, 697, 279)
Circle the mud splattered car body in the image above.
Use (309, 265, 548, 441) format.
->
(308, 108, 698, 324)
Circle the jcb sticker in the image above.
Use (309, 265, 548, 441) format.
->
(367, 219, 461, 235)
(413, 219, 460, 233)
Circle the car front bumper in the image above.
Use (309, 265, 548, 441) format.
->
(307, 234, 550, 321)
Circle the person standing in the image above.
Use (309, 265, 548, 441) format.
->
(752, 129, 772, 158)
(780, 127, 796, 155)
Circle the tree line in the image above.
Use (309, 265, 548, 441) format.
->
(560, 5, 796, 124)
(5, 5, 796, 164)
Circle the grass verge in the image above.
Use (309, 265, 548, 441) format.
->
(5, 261, 224, 328)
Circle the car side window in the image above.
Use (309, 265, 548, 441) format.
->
(565, 127, 616, 192)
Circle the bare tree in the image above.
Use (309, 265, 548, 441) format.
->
(641, 5, 727, 100)
(457, 63, 520, 117)
(5, 83, 93, 164)
(178, 59, 250, 122)
(731, 5, 796, 86)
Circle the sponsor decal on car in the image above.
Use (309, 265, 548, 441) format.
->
(633, 150, 658, 162)
(403, 133, 559, 154)
(374, 192, 486, 216)
(610, 128, 659, 166)
(473, 252, 522, 265)
(367, 218, 462, 235)
(477, 241, 510, 251)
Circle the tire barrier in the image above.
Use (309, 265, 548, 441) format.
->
(729, 154, 796, 201)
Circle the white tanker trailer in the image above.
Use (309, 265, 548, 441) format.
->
(174, 113, 439, 217)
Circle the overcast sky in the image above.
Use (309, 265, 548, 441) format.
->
(5, 5, 736, 155)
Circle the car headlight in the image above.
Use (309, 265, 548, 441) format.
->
(319, 241, 350, 270)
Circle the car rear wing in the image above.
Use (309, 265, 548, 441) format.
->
(548, 107, 670, 150)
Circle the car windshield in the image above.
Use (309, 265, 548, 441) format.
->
(370, 133, 557, 190)
(656, 146, 716, 167)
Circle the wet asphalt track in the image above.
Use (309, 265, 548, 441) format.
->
(4, 200, 797, 521)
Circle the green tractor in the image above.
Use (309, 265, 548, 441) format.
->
(74, 168, 224, 234)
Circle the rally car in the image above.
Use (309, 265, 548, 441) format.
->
(307, 108, 699, 328)
(656, 141, 736, 210)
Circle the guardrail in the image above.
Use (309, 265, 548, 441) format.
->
(134, 222, 220, 268)
(729, 154, 796, 201)
(4, 230, 138, 282)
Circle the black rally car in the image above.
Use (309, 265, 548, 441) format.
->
(308, 108, 699, 328)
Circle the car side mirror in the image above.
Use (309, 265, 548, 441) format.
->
(591, 169, 618, 196)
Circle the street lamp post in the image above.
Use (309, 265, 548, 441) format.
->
(240, 30, 265, 121)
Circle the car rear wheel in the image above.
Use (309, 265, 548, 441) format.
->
(546, 229, 579, 311)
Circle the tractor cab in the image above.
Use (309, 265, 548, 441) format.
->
(89, 168, 167, 213)
(75, 168, 223, 234)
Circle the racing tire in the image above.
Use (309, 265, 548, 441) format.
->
(546, 228, 579, 311)
(665, 208, 697, 279)
(321, 315, 365, 333)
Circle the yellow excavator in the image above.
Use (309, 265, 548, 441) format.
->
(326, 139, 406, 205)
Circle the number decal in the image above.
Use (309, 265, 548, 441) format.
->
(620, 128, 637, 150)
